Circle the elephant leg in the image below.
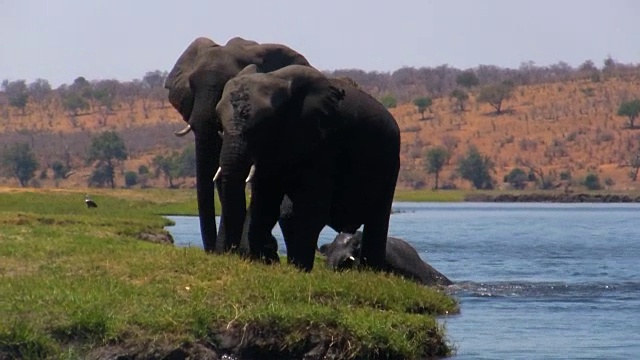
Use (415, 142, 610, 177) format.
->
(287, 216, 326, 271)
(286, 174, 333, 271)
(240, 203, 275, 258)
(278, 194, 296, 255)
(360, 184, 395, 270)
(247, 177, 284, 263)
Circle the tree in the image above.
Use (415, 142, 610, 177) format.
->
(51, 160, 70, 180)
(450, 89, 469, 112)
(87, 131, 128, 188)
(28, 79, 52, 111)
(2, 80, 29, 115)
(153, 153, 179, 188)
(92, 79, 120, 126)
(504, 167, 528, 190)
(477, 81, 515, 114)
(69, 76, 92, 99)
(425, 146, 448, 189)
(61, 92, 90, 117)
(456, 145, 494, 189)
(88, 163, 113, 188)
(142, 70, 167, 89)
(1, 142, 39, 187)
(175, 144, 196, 178)
(628, 151, 640, 182)
(413, 97, 432, 119)
(455, 71, 479, 89)
(379, 93, 397, 109)
(617, 99, 640, 129)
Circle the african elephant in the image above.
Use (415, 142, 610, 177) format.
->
(319, 231, 453, 287)
(215, 64, 401, 271)
(164, 37, 311, 252)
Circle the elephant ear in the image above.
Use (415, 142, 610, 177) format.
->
(286, 68, 345, 134)
(236, 64, 259, 77)
(165, 37, 218, 121)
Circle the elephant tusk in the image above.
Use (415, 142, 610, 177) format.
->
(212, 167, 222, 182)
(174, 124, 192, 137)
(348, 256, 355, 261)
(218, 130, 224, 139)
(245, 164, 256, 183)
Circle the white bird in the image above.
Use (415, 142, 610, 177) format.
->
(85, 195, 98, 209)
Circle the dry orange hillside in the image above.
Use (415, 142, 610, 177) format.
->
(1, 75, 640, 191)
(392, 76, 640, 191)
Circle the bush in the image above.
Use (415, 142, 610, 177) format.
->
(125, 171, 139, 188)
(559, 170, 572, 181)
(379, 94, 397, 109)
(583, 173, 601, 190)
(88, 164, 113, 188)
(504, 167, 528, 190)
(456, 146, 495, 189)
(138, 165, 150, 175)
(51, 161, 70, 180)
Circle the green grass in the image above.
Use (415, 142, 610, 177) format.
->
(393, 189, 466, 202)
(0, 188, 458, 359)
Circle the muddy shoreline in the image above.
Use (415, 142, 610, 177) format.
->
(465, 193, 640, 203)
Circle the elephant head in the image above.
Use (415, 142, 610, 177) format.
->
(318, 232, 361, 270)
(216, 64, 346, 172)
(164, 37, 310, 252)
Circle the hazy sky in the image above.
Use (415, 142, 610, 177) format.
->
(2, 0, 638, 86)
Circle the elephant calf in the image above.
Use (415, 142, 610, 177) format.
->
(319, 232, 453, 287)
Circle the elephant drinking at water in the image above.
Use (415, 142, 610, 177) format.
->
(214, 64, 401, 271)
(319, 231, 453, 287)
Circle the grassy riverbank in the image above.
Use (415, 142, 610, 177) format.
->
(0, 188, 458, 359)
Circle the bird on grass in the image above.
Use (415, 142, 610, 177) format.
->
(85, 195, 98, 209)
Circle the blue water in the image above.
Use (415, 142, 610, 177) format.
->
(165, 202, 640, 359)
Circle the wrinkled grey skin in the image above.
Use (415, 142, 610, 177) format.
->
(319, 231, 453, 287)
(215, 65, 400, 272)
(165, 37, 310, 253)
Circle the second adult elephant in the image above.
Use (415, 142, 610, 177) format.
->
(164, 36, 311, 253)
(215, 65, 401, 271)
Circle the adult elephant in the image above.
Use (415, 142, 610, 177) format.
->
(215, 64, 400, 271)
(164, 37, 311, 252)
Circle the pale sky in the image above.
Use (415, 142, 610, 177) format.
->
(1, 0, 638, 87)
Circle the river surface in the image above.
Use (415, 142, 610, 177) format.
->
(165, 202, 640, 359)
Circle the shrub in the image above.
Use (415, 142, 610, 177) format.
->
(124, 171, 139, 188)
(138, 165, 150, 175)
(504, 168, 528, 190)
(379, 94, 397, 109)
(456, 146, 495, 189)
(583, 173, 601, 190)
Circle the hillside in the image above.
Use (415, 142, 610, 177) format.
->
(393, 76, 640, 191)
(1, 67, 640, 191)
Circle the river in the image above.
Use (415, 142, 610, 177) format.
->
(165, 202, 640, 359)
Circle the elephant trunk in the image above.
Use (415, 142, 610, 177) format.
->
(189, 88, 223, 252)
(218, 134, 253, 252)
(194, 134, 220, 252)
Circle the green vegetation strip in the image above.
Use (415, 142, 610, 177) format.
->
(0, 189, 458, 359)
